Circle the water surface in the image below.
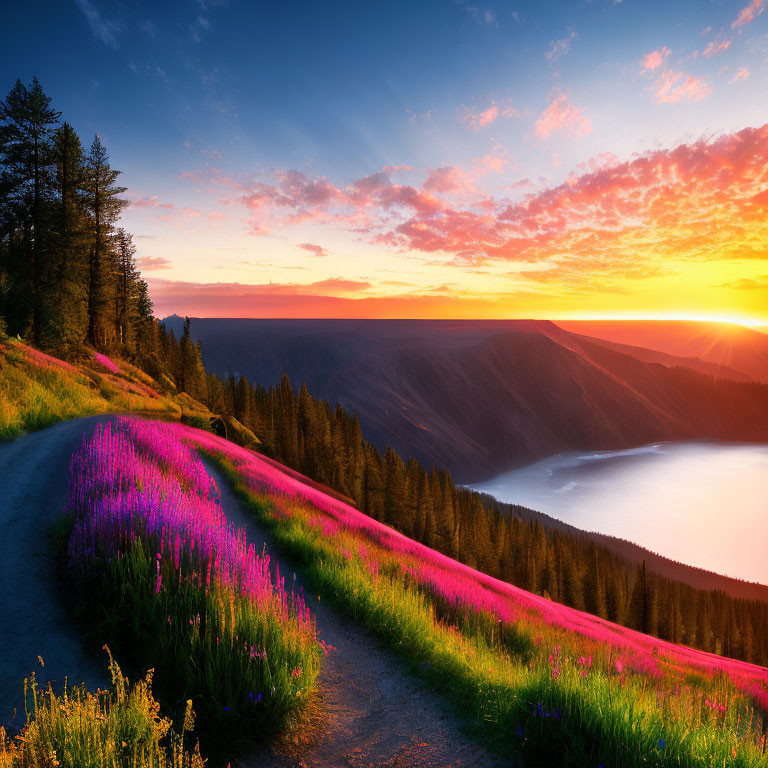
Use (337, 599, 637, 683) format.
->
(471, 441, 768, 585)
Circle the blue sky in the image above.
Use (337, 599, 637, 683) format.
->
(3, 0, 768, 322)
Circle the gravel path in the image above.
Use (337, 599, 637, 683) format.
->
(0, 416, 114, 727)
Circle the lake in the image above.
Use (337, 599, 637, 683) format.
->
(471, 441, 768, 585)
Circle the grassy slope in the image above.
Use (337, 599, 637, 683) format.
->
(167, 424, 768, 768)
(0, 340, 180, 439)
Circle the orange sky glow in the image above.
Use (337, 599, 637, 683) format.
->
(136, 122, 768, 325)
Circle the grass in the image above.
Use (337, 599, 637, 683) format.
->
(161, 423, 768, 768)
(0, 651, 203, 768)
(65, 418, 320, 753)
(0, 341, 177, 440)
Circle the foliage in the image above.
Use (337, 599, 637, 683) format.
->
(65, 419, 320, 751)
(0, 651, 203, 768)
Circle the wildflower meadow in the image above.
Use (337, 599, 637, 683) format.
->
(64, 418, 320, 751)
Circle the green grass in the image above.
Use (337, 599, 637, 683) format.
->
(0, 341, 178, 440)
(210, 454, 768, 768)
(71, 539, 320, 754)
(0, 651, 202, 768)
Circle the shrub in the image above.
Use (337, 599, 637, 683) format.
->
(0, 651, 203, 768)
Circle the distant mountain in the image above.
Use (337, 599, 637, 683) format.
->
(166, 318, 768, 482)
(558, 320, 768, 383)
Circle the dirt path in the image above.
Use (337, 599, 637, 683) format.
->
(0, 416, 115, 727)
(205, 461, 513, 768)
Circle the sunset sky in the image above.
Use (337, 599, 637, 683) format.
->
(4, 0, 768, 324)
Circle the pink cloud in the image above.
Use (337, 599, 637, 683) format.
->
(641, 47, 670, 71)
(462, 102, 499, 130)
(546, 29, 577, 62)
(732, 0, 764, 28)
(702, 33, 731, 58)
(130, 195, 175, 209)
(174, 122, 768, 295)
(534, 90, 592, 140)
(730, 66, 750, 82)
(298, 242, 329, 257)
(655, 70, 712, 103)
(423, 166, 477, 195)
(140, 256, 172, 270)
(474, 147, 512, 175)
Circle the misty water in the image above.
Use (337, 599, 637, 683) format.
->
(471, 441, 768, 585)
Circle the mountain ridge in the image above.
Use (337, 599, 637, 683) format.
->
(163, 317, 768, 482)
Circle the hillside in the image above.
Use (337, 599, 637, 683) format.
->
(1, 370, 767, 766)
(0, 337, 258, 444)
(0, 339, 178, 438)
(165, 318, 768, 482)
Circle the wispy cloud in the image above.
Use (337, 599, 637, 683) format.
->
(732, 0, 764, 28)
(714, 276, 768, 290)
(140, 256, 172, 270)
(298, 243, 330, 257)
(546, 29, 577, 62)
(466, 6, 497, 26)
(654, 70, 712, 103)
(730, 66, 750, 82)
(73, 0, 122, 49)
(702, 31, 731, 58)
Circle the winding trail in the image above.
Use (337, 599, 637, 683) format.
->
(205, 460, 512, 768)
(0, 418, 512, 767)
(0, 416, 114, 726)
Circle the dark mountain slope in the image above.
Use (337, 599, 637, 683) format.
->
(166, 318, 768, 482)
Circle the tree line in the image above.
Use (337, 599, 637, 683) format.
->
(1, 78, 765, 668)
(0, 77, 208, 390)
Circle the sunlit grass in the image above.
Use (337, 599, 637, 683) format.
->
(0, 341, 177, 440)
(0, 651, 202, 768)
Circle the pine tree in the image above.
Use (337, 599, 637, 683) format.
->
(627, 560, 657, 634)
(82, 134, 126, 348)
(0, 78, 61, 344)
(113, 228, 139, 348)
(584, 543, 608, 619)
(51, 122, 87, 344)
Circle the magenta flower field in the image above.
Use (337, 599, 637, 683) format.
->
(64, 418, 320, 746)
(170, 422, 768, 696)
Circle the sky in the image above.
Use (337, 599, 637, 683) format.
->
(3, 0, 768, 324)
